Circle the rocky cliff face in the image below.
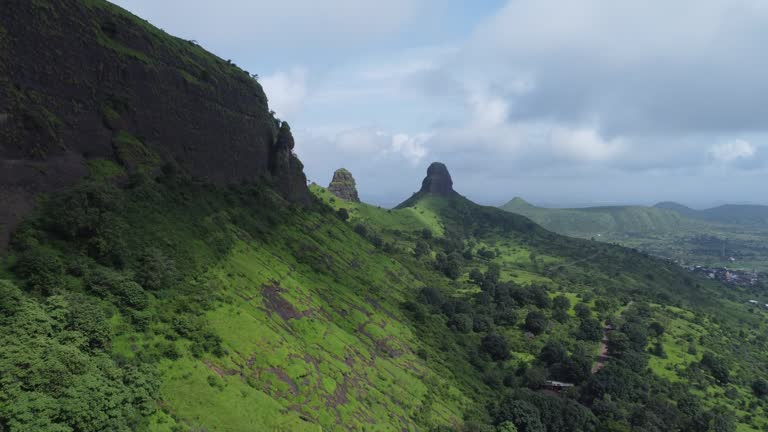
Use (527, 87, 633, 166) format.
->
(0, 0, 310, 248)
(420, 162, 454, 196)
(327, 168, 360, 202)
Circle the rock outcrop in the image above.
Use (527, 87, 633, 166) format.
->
(420, 162, 454, 196)
(327, 168, 360, 202)
(0, 0, 310, 248)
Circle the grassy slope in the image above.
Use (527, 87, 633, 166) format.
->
(102, 178, 478, 431)
(2, 173, 768, 431)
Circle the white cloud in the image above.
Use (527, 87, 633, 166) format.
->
(390, 133, 430, 165)
(709, 139, 756, 162)
(261, 68, 308, 118)
(466, 85, 510, 128)
(550, 127, 626, 162)
(331, 128, 429, 165)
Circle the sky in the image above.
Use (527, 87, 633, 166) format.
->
(113, 0, 768, 208)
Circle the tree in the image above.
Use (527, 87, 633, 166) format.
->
(354, 223, 368, 237)
(524, 366, 548, 390)
(648, 322, 666, 337)
(420, 286, 444, 308)
(336, 207, 349, 221)
(470, 268, 484, 284)
(436, 252, 463, 280)
(752, 378, 768, 398)
(485, 263, 501, 285)
(538, 341, 567, 366)
(494, 399, 544, 432)
(414, 240, 430, 258)
(553, 295, 571, 311)
(136, 247, 177, 291)
(621, 322, 648, 352)
(700, 352, 729, 384)
(577, 318, 603, 342)
(524, 311, 548, 335)
(497, 421, 518, 432)
(552, 308, 570, 324)
(527, 286, 551, 309)
(575, 303, 592, 319)
(481, 333, 511, 361)
(14, 246, 64, 294)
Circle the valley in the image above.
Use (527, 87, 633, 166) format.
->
(501, 198, 768, 272)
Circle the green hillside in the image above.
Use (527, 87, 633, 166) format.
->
(655, 202, 768, 227)
(3, 161, 768, 431)
(501, 198, 696, 237)
(502, 198, 768, 271)
(2, 1, 768, 431)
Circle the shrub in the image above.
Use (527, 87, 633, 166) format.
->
(751, 379, 768, 398)
(553, 295, 571, 311)
(576, 318, 603, 342)
(700, 352, 729, 384)
(481, 333, 510, 361)
(354, 223, 368, 237)
(136, 247, 177, 290)
(14, 246, 65, 294)
(494, 398, 544, 432)
(524, 311, 548, 335)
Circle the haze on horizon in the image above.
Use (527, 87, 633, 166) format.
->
(113, 0, 768, 209)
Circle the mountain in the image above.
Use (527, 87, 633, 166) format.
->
(502, 198, 693, 237)
(0, 0, 309, 248)
(503, 199, 768, 271)
(656, 202, 768, 227)
(2, 2, 768, 432)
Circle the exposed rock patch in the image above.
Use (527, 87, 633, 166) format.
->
(327, 168, 360, 202)
(262, 283, 313, 321)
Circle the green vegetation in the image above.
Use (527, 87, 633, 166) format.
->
(2, 1, 768, 430)
(502, 198, 768, 271)
(112, 131, 160, 171)
(2, 167, 768, 431)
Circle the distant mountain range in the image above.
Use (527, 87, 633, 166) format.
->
(501, 198, 768, 270)
(654, 202, 768, 226)
(501, 198, 696, 237)
(502, 198, 768, 236)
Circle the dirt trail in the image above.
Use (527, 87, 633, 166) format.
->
(591, 301, 633, 374)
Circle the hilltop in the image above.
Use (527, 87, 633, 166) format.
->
(2, 2, 768, 432)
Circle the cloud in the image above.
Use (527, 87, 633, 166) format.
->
(111, 0, 433, 50)
(709, 139, 756, 163)
(391, 133, 430, 164)
(331, 128, 429, 165)
(433, 0, 768, 136)
(260, 68, 308, 119)
(550, 127, 626, 162)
